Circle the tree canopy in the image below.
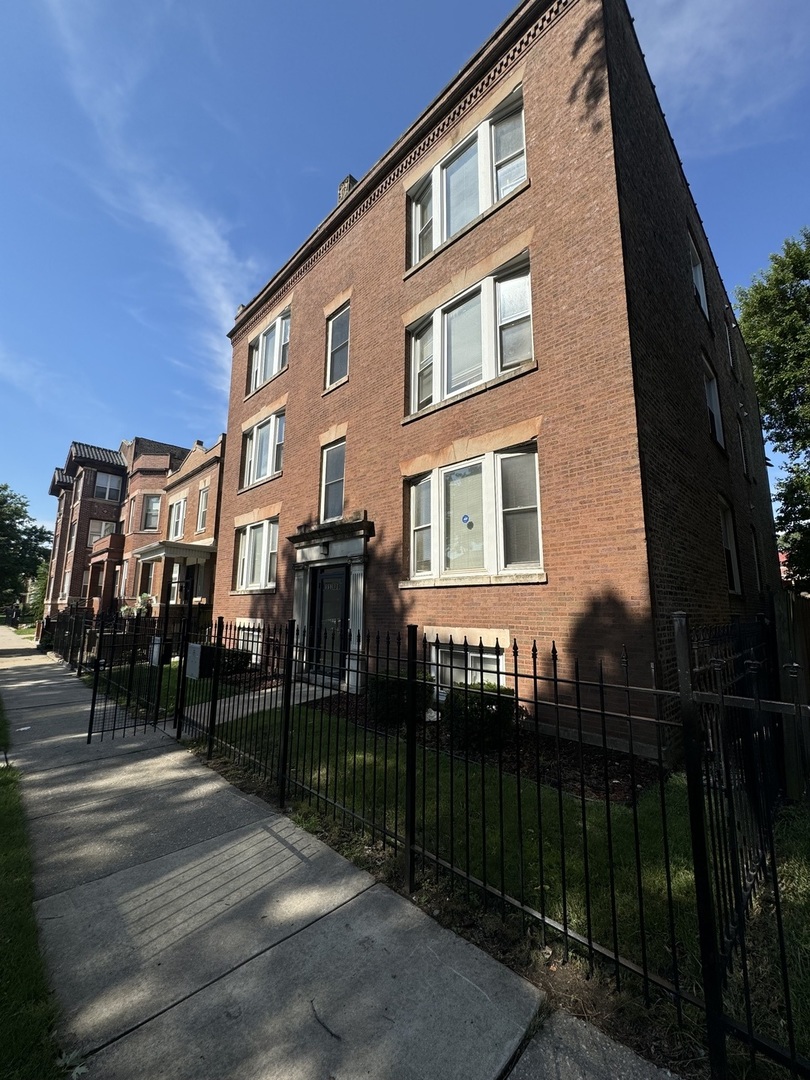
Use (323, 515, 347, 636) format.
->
(737, 227, 810, 586)
(0, 484, 51, 605)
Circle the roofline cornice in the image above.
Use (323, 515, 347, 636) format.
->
(230, 0, 570, 346)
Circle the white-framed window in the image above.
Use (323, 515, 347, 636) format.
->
(409, 260, 532, 413)
(236, 619, 264, 665)
(80, 570, 90, 599)
(94, 471, 122, 501)
(249, 311, 290, 392)
(142, 494, 161, 530)
(60, 570, 71, 599)
(737, 418, 749, 477)
(703, 360, 724, 446)
(74, 473, 84, 501)
(719, 500, 741, 594)
(689, 233, 709, 318)
(168, 498, 186, 540)
(119, 560, 129, 599)
(169, 561, 181, 604)
(196, 486, 209, 531)
(87, 518, 115, 547)
(436, 642, 507, 694)
(127, 498, 136, 532)
(326, 305, 350, 387)
(139, 562, 154, 598)
(235, 519, 278, 591)
(242, 411, 285, 487)
(409, 447, 541, 580)
(320, 440, 346, 522)
(409, 95, 525, 265)
(67, 520, 77, 551)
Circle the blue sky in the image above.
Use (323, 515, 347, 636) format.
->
(1, 0, 808, 529)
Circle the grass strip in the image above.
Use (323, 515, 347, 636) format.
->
(0, 696, 65, 1080)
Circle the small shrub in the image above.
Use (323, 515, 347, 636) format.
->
(440, 682, 522, 752)
(366, 672, 434, 728)
(220, 648, 253, 678)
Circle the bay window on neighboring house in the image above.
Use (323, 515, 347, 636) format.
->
(196, 485, 209, 532)
(87, 518, 115, 547)
(94, 471, 122, 501)
(142, 495, 161, 530)
(409, 259, 532, 413)
(168, 498, 186, 540)
(242, 412, 285, 487)
(409, 92, 526, 265)
(235, 519, 278, 592)
(408, 447, 542, 583)
(320, 440, 346, 522)
(249, 310, 290, 392)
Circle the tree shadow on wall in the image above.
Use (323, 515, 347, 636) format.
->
(569, 0, 607, 132)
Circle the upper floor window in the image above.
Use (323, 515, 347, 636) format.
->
(249, 311, 290, 393)
(94, 472, 122, 501)
(703, 359, 724, 447)
(326, 306, 350, 387)
(409, 447, 541, 581)
(409, 95, 525, 265)
(719, 500, 741, 594)
(67, 520, 77, 551)
(142, 495, 161, 530)
(168, 498, 186, 540)
(321, 440, 346, 522)
(87, 518, 115, 548)
(197, 486, 209, 532)
(242, 412, 285, 488)
(409, 260, 532, 413)
(689, 233, 709, 318)
(235, 518, 278, 591)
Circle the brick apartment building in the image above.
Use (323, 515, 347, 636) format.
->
(46, 436, 224, 617)
(212, 0, 780, 692)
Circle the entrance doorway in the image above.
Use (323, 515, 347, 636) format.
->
(310, 565, 350, 675)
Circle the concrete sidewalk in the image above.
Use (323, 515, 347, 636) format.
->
(0, 625, 676, 1079)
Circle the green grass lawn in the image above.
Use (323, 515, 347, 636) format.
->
(213, 700, 810, 1073)
(0, 698, 66, 1080)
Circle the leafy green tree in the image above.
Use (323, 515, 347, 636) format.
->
(28, 560, 49, 621)
(737, 227, 810, 584)
(0, 485, 51, 606)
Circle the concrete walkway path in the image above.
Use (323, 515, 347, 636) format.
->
(0, 625, 676, 1079)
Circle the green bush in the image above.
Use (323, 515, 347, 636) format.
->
(366, 672, 433, 727)
(220, 648, 253, 678)
(440, 682, 522, 752)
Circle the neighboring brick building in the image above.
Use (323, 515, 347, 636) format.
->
(47, 436, 225, 618)
(212, 0, 780, 694)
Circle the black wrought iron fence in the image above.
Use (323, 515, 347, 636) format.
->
(78, 609, 810, 1078)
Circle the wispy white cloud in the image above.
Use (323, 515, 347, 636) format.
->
(629, 0, 810, 155)
(42, 0, 256, 399)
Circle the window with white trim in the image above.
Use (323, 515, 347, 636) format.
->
(242, 411, 285, 487)
(249, 311, 290, 392)
(409, 447, 541, 580)
(409, 260, 532, 413)
(87, 518, 115, 547)
(320, 440, 346, 522)
(119, 560, 129, 598)
(326, 306, 350, 387)
(142, 495, 161, 530)
(67, 520, 77, 551)
(704, 360, 724, 446)
(196, 486, 209, 531)
(127, 498, 136, 532)
(409, 96, 525, 265)
(689, 233, 709, 318)
(436, 642, 507, 692)
(94, 472, 122, 501)
(60, 570, 71, 599)
(235, 519, 278, 591)
(80, 570, 90, 599)
(720, 500, 741, 594)
(168, 498, 186, 540)
(169, 562, 181, 604)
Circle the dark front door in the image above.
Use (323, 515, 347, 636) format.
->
(310, 565, 350, 674)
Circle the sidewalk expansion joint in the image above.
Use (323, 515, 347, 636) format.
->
(82, 880, 378, 1060)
